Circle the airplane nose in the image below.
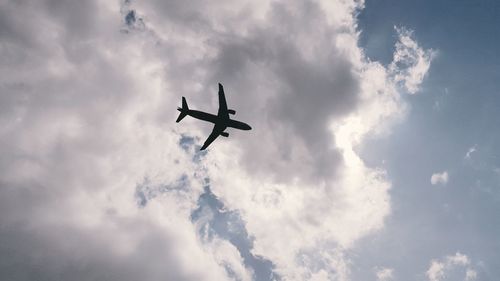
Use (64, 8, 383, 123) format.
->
(245, 124, 252, 130)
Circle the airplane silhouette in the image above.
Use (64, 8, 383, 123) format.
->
(176, 83, 252, 150)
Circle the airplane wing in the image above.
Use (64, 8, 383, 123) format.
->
(217, 83, 229, 118)
(200, 124, 224, 150)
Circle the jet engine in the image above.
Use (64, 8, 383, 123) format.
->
(227, 109, 236, 115)
(220, 132, 229, 137)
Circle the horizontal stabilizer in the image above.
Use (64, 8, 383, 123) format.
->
(176, 110, 187, 123)
(176, 97, 189, 123)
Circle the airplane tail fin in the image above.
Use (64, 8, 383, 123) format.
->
(176, 97, 189, 123)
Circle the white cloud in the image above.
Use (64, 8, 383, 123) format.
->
(375, 267, 394, 281)
(427, 261, 446, 281)
(447, 252, 470, 266)
(426, 252, 477, 281)
(390, 27, 436, 94)
(0, 0, 434, 280)
(465, 145, 477, 159)
(431, 171, 449, 185)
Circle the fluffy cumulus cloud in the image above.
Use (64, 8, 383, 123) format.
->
(426, 252, 478, 281)
(431, 171, 449, 185)
(0, 0, 433, 280)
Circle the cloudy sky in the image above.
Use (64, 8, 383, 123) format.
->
(1, 0, 499, 280)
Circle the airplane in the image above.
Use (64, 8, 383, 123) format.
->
(176, 83, 252, 150)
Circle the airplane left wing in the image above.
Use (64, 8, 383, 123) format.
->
(217, 83, 229, 118)
(200, 124, 224, 150)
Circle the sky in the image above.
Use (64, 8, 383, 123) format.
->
(0, 0, 499, 281)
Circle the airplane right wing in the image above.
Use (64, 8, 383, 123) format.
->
(200, 124, 224, 150)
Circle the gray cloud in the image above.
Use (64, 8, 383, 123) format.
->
(0, 1, 216, 280)
(202, 1, 361, 182)
(0, 189, 199, 281)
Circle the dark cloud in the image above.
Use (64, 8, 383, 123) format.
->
(127, 0, 362, 182)
(203, 1, 360, 182)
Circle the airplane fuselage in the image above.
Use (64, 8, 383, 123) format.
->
(186, 109, 252, 131)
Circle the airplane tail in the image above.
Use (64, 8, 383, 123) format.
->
(176, 97, 189, 123)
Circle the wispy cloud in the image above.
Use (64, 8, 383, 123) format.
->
(426, 252, 477, 281)
(390, 27, 436, 94)
(465, 145, 477, 159)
